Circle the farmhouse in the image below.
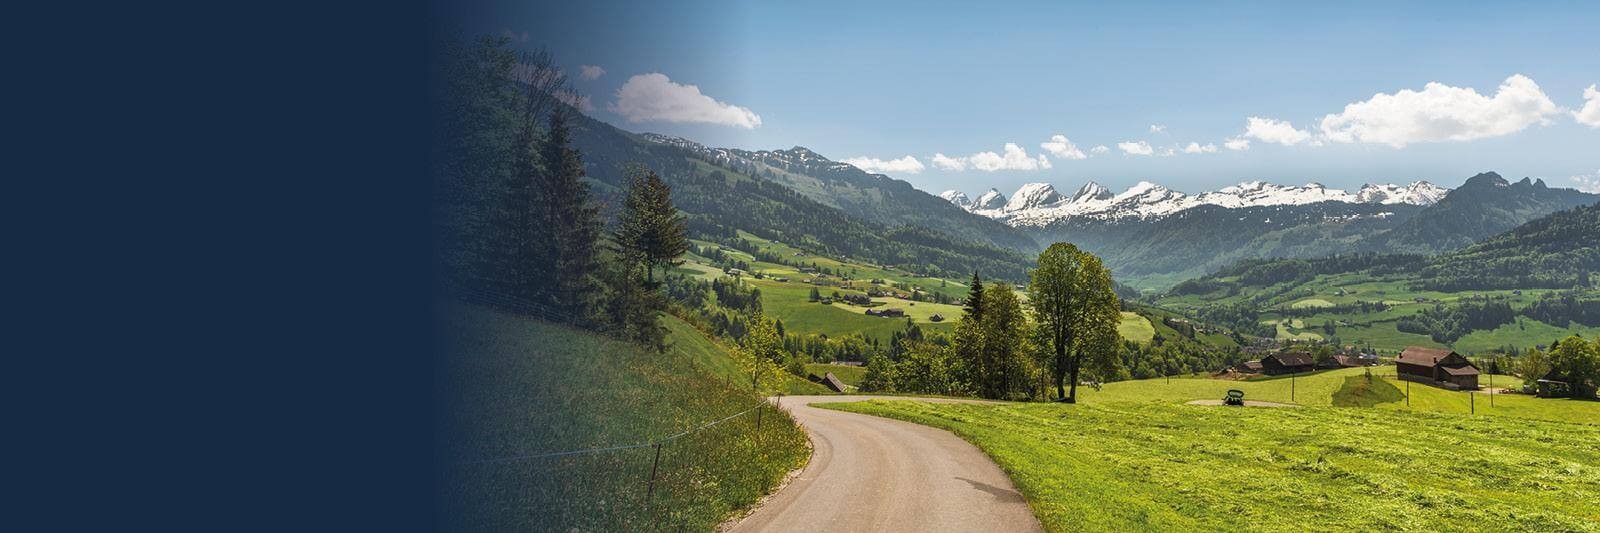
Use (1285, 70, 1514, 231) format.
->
(1238, 360, 1264, 373)
(1395, 347, 1479, 390)
(866, 308, 906, 318)
(1260, 352, 1315, 375)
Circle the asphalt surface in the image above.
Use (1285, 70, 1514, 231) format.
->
(729, 396, 1042, 532)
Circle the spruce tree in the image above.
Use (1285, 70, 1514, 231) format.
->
(539, 112, 603, 323)
(954, 272, 986, 395)
(613, 167, 688, 283)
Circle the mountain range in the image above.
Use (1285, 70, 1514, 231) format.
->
(942, 180, 1450, 226)
(569, 109, 1596, 290)
(940, 173, 1595, 288)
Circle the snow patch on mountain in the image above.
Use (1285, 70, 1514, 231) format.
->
(946, 179, 1452, 227)
(972, 188, 1007, 210)
(939, 190, 971, 209)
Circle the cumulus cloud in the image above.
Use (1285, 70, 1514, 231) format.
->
(1149, 124, 1167, 134)
(609, 73, 762, 128)
(1224, 137, 1251, 151)
(1576, 84, 1600, 128)
(1182, 142, 1218, 154)
(1572, 169, 1600, 193)
(1117, 140, 1154, 156)
(934, 144, 1050, 171)
(1090, 145, 1110, 154)
(842, 155, 925, 175)
(1243, 116, 1313, 146)
(931, 153, 966, 171)
(1040, 134, 1088, 160)
(1318, 74, 1560, 147)
(579, 65, 606, 80)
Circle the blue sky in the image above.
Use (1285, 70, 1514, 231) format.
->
(447, 0, 1600, 196)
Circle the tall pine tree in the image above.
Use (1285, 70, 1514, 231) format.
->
(953, 272, 986, 395)
(539, 112, 603, 323)
(613, 166, 688, 283)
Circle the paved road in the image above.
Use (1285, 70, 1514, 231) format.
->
(729, 396, 1041, 532)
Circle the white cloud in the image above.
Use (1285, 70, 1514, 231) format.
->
(579, 65, 606, 80)
(608, 73, 762, 129)
(554, 90, 595, 112)
(931, 153, 966, 171)
(842, 155, 925, 175)
(1576, 84, 1600, 128)
(935, 143, 1050, 171)
(1243, 116, 1313, 146)
(1090, 145, 1110, 154)
(1318, 74, 1560, 147)
(1040, 134, 1088, 160)
(1149, 124, 1167, 134)
(1182, 142, 1218, 154)
(1572, 169, 1600, 193)
(1224, 138, 1251, 151)
(1117, 140, 1154, 156)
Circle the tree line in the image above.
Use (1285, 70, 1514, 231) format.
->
(434, 35, 688, 349)
(862, 243, 1123, 402)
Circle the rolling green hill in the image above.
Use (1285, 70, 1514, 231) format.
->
(442, 303, 809, 530)
(1159, 203, 1600, 353)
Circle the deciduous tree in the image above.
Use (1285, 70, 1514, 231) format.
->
(1029, 243, 1121, 403)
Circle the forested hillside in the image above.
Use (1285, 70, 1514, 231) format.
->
(722, 146, 1040, 252)
(1418, 201, 1600, 291)
(567, 116, 1036, 280)
(1367, 172, 1598, 254)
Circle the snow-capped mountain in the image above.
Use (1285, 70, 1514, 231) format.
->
(948, 180, 1451, 227)
(938, 190, 972, 209)
(972, 188, 1007, 210)
(1354, 182, 1449, 205)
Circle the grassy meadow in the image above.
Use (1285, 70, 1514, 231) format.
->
(442, 303, 810, 530)
(823, 399, 1600, 531)
(1156, 270, 1600, 355)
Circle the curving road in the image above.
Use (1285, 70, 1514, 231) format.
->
(729, 396, 1041, 532)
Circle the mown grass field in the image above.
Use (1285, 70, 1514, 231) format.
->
(1075, 366, 1599, 424)
(823, 399, 1600, 531)
(442, 303, 810, 530)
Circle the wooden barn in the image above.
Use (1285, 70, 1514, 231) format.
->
(1395, 347, 1479, 390)
(1260, 352, 1315, 375)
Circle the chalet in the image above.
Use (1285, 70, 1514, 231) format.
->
(822, 372, 849, 393)
(841, 294, 872, 306)
(929, 314, 945, 322)
(867, 308, 906, 318)
(1239, 360, 1265, 373)
(1395, 347, 1479, 390)
(1260, 352, 1315, 375)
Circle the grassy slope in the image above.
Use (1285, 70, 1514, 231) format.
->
(1117, 312, 1156, 344)
(443, 303, 810, 530)
(663, 315, 830, 395)
(825, 400, 1600, 531)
